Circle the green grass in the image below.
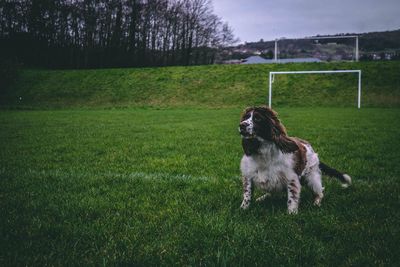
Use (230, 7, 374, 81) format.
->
(2, 61, 400, 109)
(1, 61, 400, 265)
(1, 107, 400, 266)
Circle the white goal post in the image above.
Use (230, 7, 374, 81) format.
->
(268, 70, 362, 108)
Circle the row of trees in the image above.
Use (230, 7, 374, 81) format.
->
(0, 0, 237, 69)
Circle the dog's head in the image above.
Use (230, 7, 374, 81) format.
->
(239, 106, 298, 154)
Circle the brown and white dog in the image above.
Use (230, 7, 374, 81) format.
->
(239, 106, 351, 214)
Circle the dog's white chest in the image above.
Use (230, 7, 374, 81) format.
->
(255, 156, 290, 191)
(241, 145, 293, 192)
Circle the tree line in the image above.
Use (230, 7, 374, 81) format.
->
(0, 0, 237, 69)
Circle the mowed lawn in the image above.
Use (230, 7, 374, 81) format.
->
(1, 107, 400, 266)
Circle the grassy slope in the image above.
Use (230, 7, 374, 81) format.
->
(1, 108, 400, 266)
(1, 62, 400, 265)
(2, 61, 400, 109)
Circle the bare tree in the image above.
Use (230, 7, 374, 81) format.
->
(0, 0, 237, 68)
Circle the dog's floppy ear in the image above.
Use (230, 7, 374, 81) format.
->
(256, 106, 299, 153)
(273, 134, 299, 153)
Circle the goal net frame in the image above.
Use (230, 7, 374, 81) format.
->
(268, 70, 362, 108)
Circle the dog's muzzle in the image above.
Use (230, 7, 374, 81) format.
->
(239, 122, 253, 137)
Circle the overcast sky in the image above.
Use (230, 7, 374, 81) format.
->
(212, 0, 400, 43)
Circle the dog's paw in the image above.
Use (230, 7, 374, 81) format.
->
(240, 201, 250, 210)
(288, 207, 298, 215)
(313, 199, 322, 207)
(313, 193, 323, 207)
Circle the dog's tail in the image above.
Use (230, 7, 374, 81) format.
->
(319, 161, 352, 188)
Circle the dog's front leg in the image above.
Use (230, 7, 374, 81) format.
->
(240, 176, 252, 209)
(287, 176, 301, 214)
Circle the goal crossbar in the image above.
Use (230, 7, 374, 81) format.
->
(268, 70, 362, 108)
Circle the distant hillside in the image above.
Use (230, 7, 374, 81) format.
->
(220, 29, 400, 62)
(1, 61, 399, 109)
(359, 29, 400, 51)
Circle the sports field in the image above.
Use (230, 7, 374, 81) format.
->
(1, 62, 400, 265)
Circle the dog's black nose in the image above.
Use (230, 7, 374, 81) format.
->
(239, 123, 247, 133)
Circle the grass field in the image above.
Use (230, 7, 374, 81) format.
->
(2, 61, 400, 109)
(1, 107, 400, 266)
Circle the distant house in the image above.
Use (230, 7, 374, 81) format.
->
(241, 56, 270, 64)
(372, 54, 381, 60)
(241, 56, 322, 64)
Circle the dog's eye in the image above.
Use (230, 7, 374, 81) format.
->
(254, 115, 261, 122)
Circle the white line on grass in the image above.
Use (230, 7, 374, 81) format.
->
(0, 168, 218, 182)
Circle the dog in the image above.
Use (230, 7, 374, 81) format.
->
(239, 106, 351, 214)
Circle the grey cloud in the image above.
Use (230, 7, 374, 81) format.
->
(212, 0, 400, 42)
